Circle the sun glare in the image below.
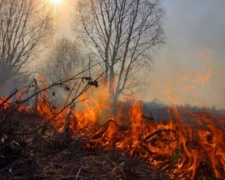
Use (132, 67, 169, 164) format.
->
(49, 0, 62, 4)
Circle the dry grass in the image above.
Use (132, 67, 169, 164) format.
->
(0, 108, 168, 180)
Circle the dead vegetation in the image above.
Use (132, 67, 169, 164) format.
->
(0, 74, 225, 179)
(0, 107, 167, 179)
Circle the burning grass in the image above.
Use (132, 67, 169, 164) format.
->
(0, 106, 167, 179)
(0, 79, 225, 179)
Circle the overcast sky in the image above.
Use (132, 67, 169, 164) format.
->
(55, 0, 225, 109)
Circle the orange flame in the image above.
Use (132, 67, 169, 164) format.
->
(2, 80, 224, 179)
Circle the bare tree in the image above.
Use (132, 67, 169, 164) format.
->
(40, 38, 88, 107)
(75, 0, 164, 101)
(44, 38, 86, 83)
(0, 0, 52, 87)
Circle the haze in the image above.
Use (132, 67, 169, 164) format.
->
(55, 0, 225, 109)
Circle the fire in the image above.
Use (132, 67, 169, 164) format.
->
(0, 97, 11, 109)
(1, 80, 225, 179)
(86, 92, 225, 179)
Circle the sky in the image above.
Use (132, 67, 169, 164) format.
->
(54, 0, 225, 109)
(142, 0, 225, 109)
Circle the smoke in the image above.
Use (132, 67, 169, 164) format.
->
(141, 0, 225, 109)
(28, 0, 225, 110)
